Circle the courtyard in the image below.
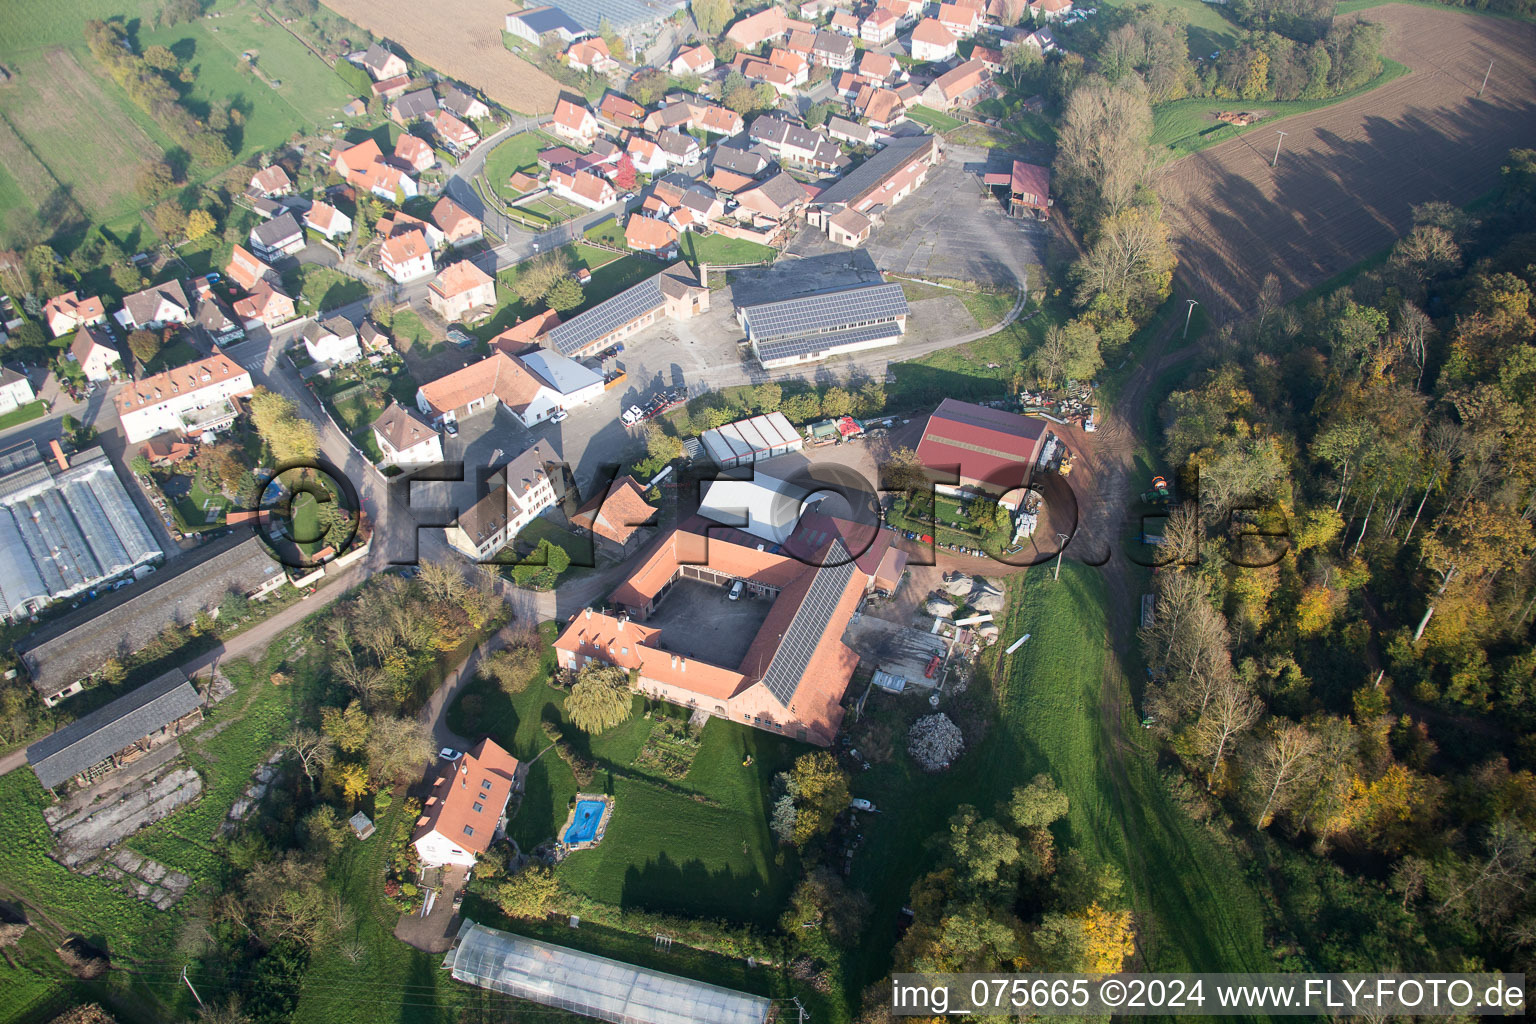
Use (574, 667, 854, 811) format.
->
(643, 578, 775, 670)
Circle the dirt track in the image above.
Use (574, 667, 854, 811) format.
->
(1159, 4, 1536, 320)
(322, 0, 563, 114)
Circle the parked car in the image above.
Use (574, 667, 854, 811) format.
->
(444, 420, 459, 437)
(549, 409, 568, 423)
(621, 406, 644, 425)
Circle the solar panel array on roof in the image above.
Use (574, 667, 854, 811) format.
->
(740, 283, 907, 342)
(761, 538, 856, 705)
(755, 321, 903, 364)
(544, 273, 668, 356)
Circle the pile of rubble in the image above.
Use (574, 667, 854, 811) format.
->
(221, 749, 285, 835)
(88, 848, 192, 911)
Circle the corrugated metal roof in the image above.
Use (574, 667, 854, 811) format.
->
(26, 669, 200, 789)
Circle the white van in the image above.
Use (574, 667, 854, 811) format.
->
(728, 580, 744, 601)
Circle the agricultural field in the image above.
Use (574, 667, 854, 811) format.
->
(1159, 2, 1536, 319)
(0, 0, 359, 244)
(320, 0, 563, 114)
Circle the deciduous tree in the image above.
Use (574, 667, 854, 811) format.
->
(566, 663, 634, 733)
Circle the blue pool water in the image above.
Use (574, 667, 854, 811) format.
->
(564, 800, 606, 844)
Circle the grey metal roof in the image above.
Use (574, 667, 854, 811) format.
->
(810, 134, 937, 208)
(17, 534, 278, 698)
(0, 449, 160, 621)
(740, 282, 907, 342)
(760, 538, 856, 705)
(755, 321, 902, 364)
(518, 349, 602, 396)
(446, 920, 771, 1024)
(26, 669, 200, 789)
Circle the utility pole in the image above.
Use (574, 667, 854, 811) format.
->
(1479, 59, 1493, 97)
(1183, 299, 1199, 339)
(181, 965, 206, 1011)
(1271, 130, 1288, 168)
(1053, 532, 1070, 581)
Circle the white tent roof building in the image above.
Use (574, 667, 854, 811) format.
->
(700, 412, 802, 468)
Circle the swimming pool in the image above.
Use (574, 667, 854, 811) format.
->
(564, 799, 606, 845)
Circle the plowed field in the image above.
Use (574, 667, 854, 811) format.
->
(1159, 4, 1536, 319)
(322, 0, 562, 114)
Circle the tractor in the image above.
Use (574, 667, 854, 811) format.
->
(1141, 475, 1173, 505)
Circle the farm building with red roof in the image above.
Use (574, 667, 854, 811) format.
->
(916, 397, 1047, 492)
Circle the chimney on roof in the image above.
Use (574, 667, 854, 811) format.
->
(48, 440, 68, 473)
(679, 657, 686, 672)
(585, 607, 592, 619)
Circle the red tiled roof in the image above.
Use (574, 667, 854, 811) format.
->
(412, 738, 519, 857)
(570, 475, 656, 546)
(490, 309, 561, 355)
(430, 260, 493, 298)
(554, 98, 595, 133)
(115, 354, 248, 415)
(912, 18, 956, 46)
(418, 351, 543, 418)
(625, 215, 679, 252)
(1010, 160, 1050, 206)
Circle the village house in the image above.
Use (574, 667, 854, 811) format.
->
(444, 442, 561, 559)
(552, 98, 600, 146)
(360, 42, 408, 81)
(431, 109, 481, 153)
(440, 85, 492, 122)
(731, 170, 809, 236)
(910, 18, 958, 62)
(114, 353, 254, 444)
(880, 0, 923, 25)
(117, 281, 191, 332)
(921, 58, 992, 111)
(826, 115, 877, 147)
(859, 50, 904, 85)
(726, 6, 814, 50)
(489, 309, 562, 356)
(830, 10, 860, 34)
(304, 201, 353, 240)
(303, 316, 362, 366)
(671, 43, 715, 75)
(233, 283, 295, 329)
(860, 7, 897, 43)
(332, 138, 419, 202)
(549, 166, 616, 210)
(569, 475, 657, 556)
(393, 133, 436, 173)
(768, 47, 811, 85)
(431, 196, 483, 247)
(191, 279, 245, 346)
(937, 2, 982, 37)
(42, 291, 106, 338)
(390, 88, 440, 125)
(225, 245, 277, 292)
(992, 159, 1051, 219)
(372, 402, 443, 468)
(380, 228, 436, 284)
(1030, 0, 1073, 20)
(565, 37, 617, 74)
(372, 75, 412, 101)
(427, 261, 498, 322)
(378, 210, 446, 250)
(248, 212, 305, 261)
(412, 738, 520, 868)
(248, 164, 293, 198)
(68, 324, 120, 382)
(854, 85, 907, 128)
(657, 130, 701, 168)
(626, 135, 667, 176)
(810, 30, 856, 70)
(597, 92, 646, 131)
(741, 58, 796, 94)
(748, 116, 848, 172)
(625, 214, 680, 255)
(0, 367, 34, 416)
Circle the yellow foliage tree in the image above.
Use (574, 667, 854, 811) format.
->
(1295, 584, 1335, 637)
(336, 762, 369, 803)
(1081, 902, 1136, 973)
(1240, 51, 1270, 100)
(185, 208, 216, 241)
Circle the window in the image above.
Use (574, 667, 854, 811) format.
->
(481, 779, 493, 790)
(473, 802, 484, 813)
(462, 825, 475, 836)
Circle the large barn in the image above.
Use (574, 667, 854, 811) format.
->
(915, 398, 1048, 493)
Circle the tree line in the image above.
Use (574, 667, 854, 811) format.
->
(1139, 148, 1536, 972)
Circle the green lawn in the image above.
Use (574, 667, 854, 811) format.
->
(169, 472, 232, 532)
(889, 289, 1042, 409)
(1150, 58, 1411, 157)
(678, 232, 776, 267)
(446, 622, 805, 927)
(483, 130, 564, 201)
(905, 105, 964, 132)
(583, 218, 628, 249)
(0, 399, 47, 430)
(287, 265, 370, 313)
(143, 337, 202, 375)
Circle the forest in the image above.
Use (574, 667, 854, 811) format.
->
(1142, 148, 1536, 973)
